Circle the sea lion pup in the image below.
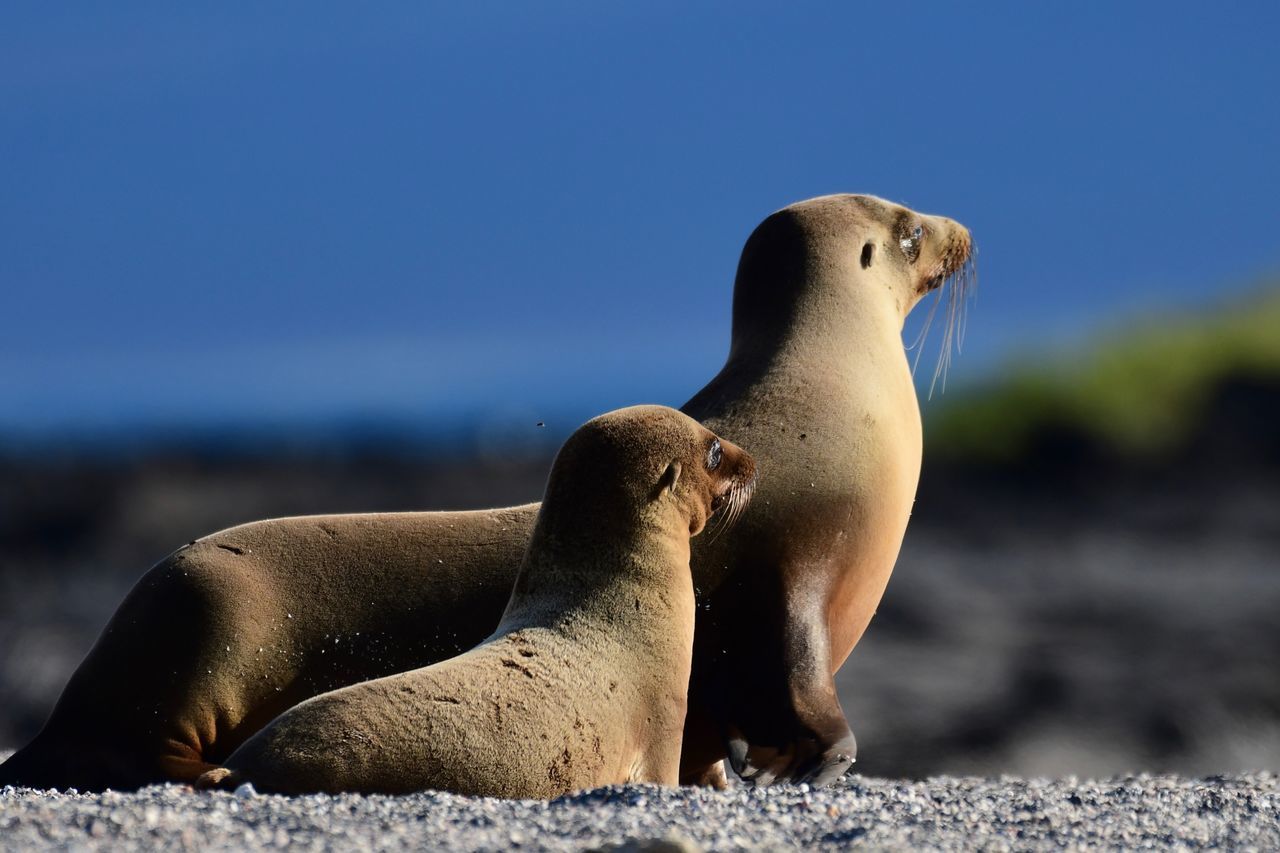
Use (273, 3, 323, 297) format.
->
(195, 406, 756, 796)
(0, 194, 972, 791)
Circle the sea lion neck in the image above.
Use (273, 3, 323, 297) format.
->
(497, 511, 691, 631)
(725, 260, 905, 370)
(724, 207, 908, 370)
(520, 502, 690, 584)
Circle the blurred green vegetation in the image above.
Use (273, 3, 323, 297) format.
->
(926, 284, 1280, 463)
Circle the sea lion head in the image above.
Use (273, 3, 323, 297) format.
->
(543, 405, 756, 539)
(730, 194, 975, 388)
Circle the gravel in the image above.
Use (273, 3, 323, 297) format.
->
(2, 751, 1276, 852)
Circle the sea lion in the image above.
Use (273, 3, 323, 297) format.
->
(0, 194, 973, 791)
(196, 405, 756, 796)
(680, 195, 974, 785)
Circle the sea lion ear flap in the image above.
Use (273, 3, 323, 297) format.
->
(658, 461, 682, 496)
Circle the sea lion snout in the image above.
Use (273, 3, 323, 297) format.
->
(706, 436, 756, 534)
(915, 215, 974, 295)
(711, 437, 755, 501)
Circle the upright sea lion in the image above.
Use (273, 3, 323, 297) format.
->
(0, 194, 973, 791)
(681, 195, 973, 784)
(196, 406, 756, 796)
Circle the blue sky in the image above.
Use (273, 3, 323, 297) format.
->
(3, 3, 1277, 441)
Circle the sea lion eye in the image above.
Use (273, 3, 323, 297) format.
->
(899, 223, 924, 258)
(706, 440, 722, 471)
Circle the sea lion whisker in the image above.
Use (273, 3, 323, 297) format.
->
(731, 474, 758, 528)
(926, 243, 977, 399)
(934, 263, 961, 394)
(706, 493, 732, 541)
(707, 509, 730, 542)
(707, 492, 733, 541)
(726, 480, 750, 530)
(708, 474, 755, 542)
(907, 281, 943, 378)
(958, 251, 978, 350)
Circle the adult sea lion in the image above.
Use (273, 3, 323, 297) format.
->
(196, 405, 756, 796)
(0, 194, 973, 791)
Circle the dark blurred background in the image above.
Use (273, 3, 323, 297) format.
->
(2, 4, 1278, 778)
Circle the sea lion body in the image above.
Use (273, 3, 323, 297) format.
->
(196, 406, 755, 796)
(0, 509, 532, 790)
(681, 194, 972, 782)
(0, 194, 972, 790)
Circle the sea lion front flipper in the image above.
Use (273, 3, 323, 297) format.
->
(725, 729, 793, 786)
(725, 709, 856, 787)
(721, 594, 858, 788)
(788, 721, 857, 786)
(778, 608, 858, 786)
(724, 694, 857, 787)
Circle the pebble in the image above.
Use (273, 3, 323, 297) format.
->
(1, 768, 1277, 851)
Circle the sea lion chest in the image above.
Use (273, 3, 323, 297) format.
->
(691, 355, 922, 662)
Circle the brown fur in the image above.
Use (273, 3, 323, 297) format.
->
(0, 194, 972, 791)
(680, 195, 973, 784)
(194, 406, 754, 796)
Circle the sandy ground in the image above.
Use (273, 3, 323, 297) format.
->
(2, 751, 1276, 851)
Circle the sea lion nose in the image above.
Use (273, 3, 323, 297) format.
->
(933, 217, 973, 260)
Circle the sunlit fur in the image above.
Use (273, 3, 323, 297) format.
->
(193, 406, 756, 797)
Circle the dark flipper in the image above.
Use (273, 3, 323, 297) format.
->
(687, 563, 859, 789)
